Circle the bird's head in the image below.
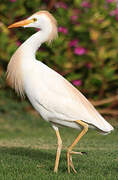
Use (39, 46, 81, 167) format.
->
(8, 10, 58, 43)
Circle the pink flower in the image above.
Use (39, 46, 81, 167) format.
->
(55, 2, 67, 9)
(109, 10, 115, 16)
(16, 41, 21, 47)
(81, 1, 91, 8)
(74, 46, 86, 55)
(85, 63, 92, 69)
(115, 9, 118, 15)
(9, 0, 16, 2)
(70, 15, 78, 23)
(106, 0, 114, 3)
(37, 28, 41, 31)
(72, 8, 80, 15)
(116, 15, 118, 21)
(109, 9, 118, 20)
(58, 27, 68, 34)
(72, 79, 82, 86)
(69, 39, 79, 47)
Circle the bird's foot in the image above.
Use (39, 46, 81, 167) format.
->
(81, 151, 88, 155)
(67, 150, 87, 173)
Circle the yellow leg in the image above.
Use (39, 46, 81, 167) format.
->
(67, 120, 88, 173)
(54, 129, 62, 173)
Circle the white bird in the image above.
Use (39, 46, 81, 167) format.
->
(7, 10, 114, 173)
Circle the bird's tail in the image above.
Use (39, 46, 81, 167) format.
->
(91, 112, 114, 133)
(83, 104, 114, 133)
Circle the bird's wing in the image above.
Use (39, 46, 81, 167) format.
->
(29, 61, 113, 132)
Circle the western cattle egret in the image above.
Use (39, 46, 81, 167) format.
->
(7, 11, 114, 173)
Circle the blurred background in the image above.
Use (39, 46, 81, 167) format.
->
(0, 1, 118, 178)
(0, 0, 118, 118)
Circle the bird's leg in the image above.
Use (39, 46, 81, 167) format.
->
(67, 120, 88, 173)
(53, 126, 62, 173)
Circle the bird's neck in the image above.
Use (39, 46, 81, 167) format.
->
(21, 30, 49, 56)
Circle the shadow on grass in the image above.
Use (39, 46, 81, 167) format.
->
(0, 146, 67, 173)
(0, 145, 117, 178)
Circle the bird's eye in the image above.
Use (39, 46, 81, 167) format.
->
(33, 18, 37, 22)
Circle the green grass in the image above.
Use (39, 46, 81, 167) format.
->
(0, 89, 118, 180)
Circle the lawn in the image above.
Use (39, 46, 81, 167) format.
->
(0, 89, 118, 180)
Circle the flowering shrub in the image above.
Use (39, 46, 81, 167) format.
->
(0, 0, 118, 101)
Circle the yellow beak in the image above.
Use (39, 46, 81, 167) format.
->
(8, 19, 34, 28)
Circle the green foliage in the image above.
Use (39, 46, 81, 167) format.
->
(0, 0, 118, 99)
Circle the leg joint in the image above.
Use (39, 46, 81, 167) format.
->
(84, 124, 88, 133)
(76, 120, 88, 132)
